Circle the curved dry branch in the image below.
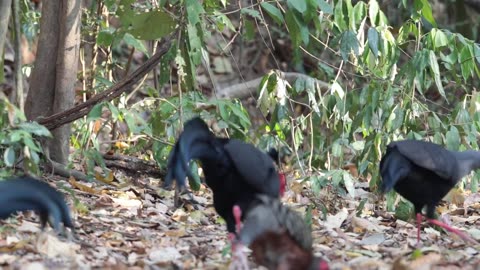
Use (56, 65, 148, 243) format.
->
(38, 31, 177, 131)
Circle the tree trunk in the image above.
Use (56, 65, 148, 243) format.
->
(0, 0, 12, 85)
(26, 0, 80, 164)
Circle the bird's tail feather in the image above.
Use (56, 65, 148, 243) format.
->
(380, 150, 411, 192)
(164, 117, 218, 188)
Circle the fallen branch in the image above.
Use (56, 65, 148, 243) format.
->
(213, 71, 329, 100)
(44, 160, 93, 183)
(103, 153, 165, 178)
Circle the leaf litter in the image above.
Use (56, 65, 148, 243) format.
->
(0, 171, 479, 270)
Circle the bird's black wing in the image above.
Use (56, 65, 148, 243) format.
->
(379, 147, 412, 192)
(164, 117, 220, 188)
(20, 177, 74, 229)
(392, 140, 457, 180)
(224, 139, 280, 197)
(0, 177, 71, 231)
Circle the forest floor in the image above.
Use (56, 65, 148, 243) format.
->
(0, 171, 480, 270)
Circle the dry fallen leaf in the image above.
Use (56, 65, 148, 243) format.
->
(17, 220, 41, 233)
(148, 247, 181, 263)
(35, 233, 80, 258)
(319, 207, 349, 230)
(352, 216, 383, 233)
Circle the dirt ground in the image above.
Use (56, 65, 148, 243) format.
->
(0, 171, 480, 270)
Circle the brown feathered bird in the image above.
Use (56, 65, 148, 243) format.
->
(231, 195, 329, 270)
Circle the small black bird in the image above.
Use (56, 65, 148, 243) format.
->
(231, 195, 329, 270)
(164, 117, 284, 238)
(0, 176, 74, 233)
(380, 139, 480, 244)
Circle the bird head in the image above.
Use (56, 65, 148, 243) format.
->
(267, 148, 287, 197)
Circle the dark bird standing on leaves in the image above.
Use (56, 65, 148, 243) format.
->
(164, 117, 285, 245)
(380, 139, 480, 244)
(230, 195, 329, 270)
(0, 176, 74, 233)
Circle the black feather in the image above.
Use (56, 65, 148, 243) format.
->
(380, 139, 480, 218)
(0, 177, 74, 231)
(165, 117, 281, 233)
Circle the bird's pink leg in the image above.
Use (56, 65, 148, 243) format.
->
(233, 205, 242, 234)
(229, 205, 249, 270)
(427, 218, 478, 244)
(416, 213, 422, 246)
(319, 260, 330, 270)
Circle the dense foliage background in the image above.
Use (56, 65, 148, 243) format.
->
(1, 0, 480, 219)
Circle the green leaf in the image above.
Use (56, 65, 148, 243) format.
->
(293, 12, 310, 45)
(411, 249, 424, 260)
(351, 2, 366, 30)
(186, 23, 202, 65)
(391, 107, 404, 131)
(356, 198, 367, 216)
(340, 31, 360, 61)
(367, 27, 379, 58)
(285, 11, 301, 47)
(460, 45, 474, 81)
(22, 137, 41, 152)
(446, 126, 460, 150)
(431, 28, 448, 49)
(351, 141, 365, 151)
(474, 44, 480, 64)
(244, 19, 255, 40)
(331, 81, 345, 99)
(188, 162, 202, 191)
(317, 0, 333, 14)
(124, 10, 176, 41)
(16, 122, 52, 137)
(419, 0, 437, 27)
(87, 103, 105, 122)
(96, 28, 115, 47)
(293, 127, 304, 151)
(186, 0, 204, 25)
(395, 199, 414, 221)
(260, 2, 284, 25)
(368, 0, 379, 26)
(428, 50, 446, 100)
(287, 0, 307, 13)
(229, 104, 251, 128)
(333, 0, 347, 30)
(343, 171, 355, 198)
(213, 11, 236, 32)
(472, 171, 480, 193)
(241, 8, 261, 19)
(4, 147, 15, 167)
(123, 33, 149, 55)
(332, 140, 342, 157)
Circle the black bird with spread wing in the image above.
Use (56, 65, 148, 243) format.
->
(0, 176, 74, 233)
(380, 139, 480, 244)
(164, 117, 285, 235)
